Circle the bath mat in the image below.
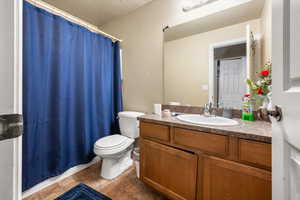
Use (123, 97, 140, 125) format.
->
(55, 184, 111, 200)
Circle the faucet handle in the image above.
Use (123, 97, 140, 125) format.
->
(208, 102, 214, 109)
(204, 103, 210, 110)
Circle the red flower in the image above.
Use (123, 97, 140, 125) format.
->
(260, 70, 270, 77)
(244, 94, 252, 98)
(257, 88, 264, 95)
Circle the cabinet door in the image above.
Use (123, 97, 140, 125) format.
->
(203, 156, 271, 200)
(140, 139, 198, 200)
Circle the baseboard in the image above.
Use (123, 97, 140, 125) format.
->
(22, 157, 100, 198)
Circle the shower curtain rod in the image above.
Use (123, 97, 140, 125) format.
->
(25, 0, 123, 42)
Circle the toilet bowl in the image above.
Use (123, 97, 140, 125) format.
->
(94, 111, 144, 179)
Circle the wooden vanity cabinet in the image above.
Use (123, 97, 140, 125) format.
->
(140, 121, 271, 200)
(202, 156, 271, 200)
(173, 128, 229, 157)
(140, 122, 170, 142)
(238, 139, 272, 169)
(140, 139, 198, 200)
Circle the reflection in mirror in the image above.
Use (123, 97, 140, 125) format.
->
(163, 0, 268, 109)
(213, 43, 247, 109)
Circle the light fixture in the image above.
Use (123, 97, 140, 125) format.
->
(182, 0, 220, 12)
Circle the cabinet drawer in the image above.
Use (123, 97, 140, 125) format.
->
(238, 139, 271, 168)
(174, 128, 229, 156)
(140, 122, 170, 142)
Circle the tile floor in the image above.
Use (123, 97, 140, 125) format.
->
(23, 162, 168, 200)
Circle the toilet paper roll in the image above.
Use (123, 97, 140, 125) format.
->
(154, 104, 162, 116)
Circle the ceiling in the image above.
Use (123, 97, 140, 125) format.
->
(164, 0, 266, 41)
(42, 0, 153, 27)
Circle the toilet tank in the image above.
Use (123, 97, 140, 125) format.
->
(118, 111, 144, 139)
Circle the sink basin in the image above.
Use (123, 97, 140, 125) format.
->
(177, 114, 239, 126)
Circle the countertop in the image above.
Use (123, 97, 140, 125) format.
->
(139, 114, 272, 143)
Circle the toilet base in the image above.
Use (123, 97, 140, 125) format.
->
(100, 149, 133, 179)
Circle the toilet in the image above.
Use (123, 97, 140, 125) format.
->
(94, 111, 144, 179)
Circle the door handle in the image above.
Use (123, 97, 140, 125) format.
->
(267, 106, 283, 122)
(257, 105, 283, 122)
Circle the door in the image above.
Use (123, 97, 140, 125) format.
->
(0, 0, 22, 200)
(218, 57, 247, 108)
(140, 139, 198, 200)
(273, 0, 300, 200)
(203, 156, 271, 200)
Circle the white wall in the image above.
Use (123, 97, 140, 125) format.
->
(261, 0, 272, 64)
(0, 140, 15, 200)
(0, 0, 14, 114)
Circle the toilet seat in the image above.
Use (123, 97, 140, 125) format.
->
(94, 135, 134, 155)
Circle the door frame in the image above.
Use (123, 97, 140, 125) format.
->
(208, 34, 261, 104)
(13, 0, 23, 199)
(209, 37, 246, 104)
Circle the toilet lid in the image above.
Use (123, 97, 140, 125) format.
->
(118, 111, 144, 119)
(94, 135, 130, 150)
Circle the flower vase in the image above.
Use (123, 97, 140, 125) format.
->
(253, 94, 268, 110)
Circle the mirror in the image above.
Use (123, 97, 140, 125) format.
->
(163, 3, 263, 109)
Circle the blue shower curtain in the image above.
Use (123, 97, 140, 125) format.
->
(22, 2, 123, 191)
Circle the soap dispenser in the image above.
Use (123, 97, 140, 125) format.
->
(242, 94, 255, 121)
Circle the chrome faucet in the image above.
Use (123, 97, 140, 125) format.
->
(203, 102, 214, 117)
